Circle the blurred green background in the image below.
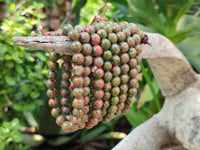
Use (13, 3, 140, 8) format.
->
(0, 0, 199, 149)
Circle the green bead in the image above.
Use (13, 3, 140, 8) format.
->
(133, 34, 141, 45)
(126, 96, 136, 105)
(103, 72, 113, 82)
(112, 66, 121, 77)
(104, 82, 112, 92)
(103, 50, 112, 61)
(111, 44, 120, 55)
(129, 68, 138, 78)
(71, 41, 83, 53)
(111, 96, 119, 105)
(49, 53, 60, 62)
(103, 61, 113, 71)
(104, 24, 113, 33)
(112, 55, 120, 66)
(101, 39, 111, 50)
(117, 32, 126, 42)
(68, 29, 80, 41)
(108, 106, 117, 113)
(108, 33, 118, 44)
(63, 24, 73, 36)
(103, 92, 111, 101)
(51, 107, 61, 118)
(129, 48, 137, 58)
(97, 29, 107, 38)
(129, 59, 137, 68)
(106, 113, 115, 119)
(111, 77, 120, 87)
(128, 88, 137, 97)
(102, 101, 110, 109)
(120, 84, 128, 94)
(111, 87, 120, 96)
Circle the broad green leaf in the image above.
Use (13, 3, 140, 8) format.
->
(177, 36, 200, 72)
(22, 85, 31, 94)
(127, 0, 165, 33)
(177, 15, 199, 30)
(13, 103, 23, 111)
(125, 104, 149, 127)
(30, 91, 40, 99)
(137, 80, 159, 109)
(36, 52, 47, 61)
(34, 99, 44, 106)
(5, 76, 16, 86)
(11, 130, 23, 142)
(156, 0, 194, 34)
(171, 15, 200, 43)
(112, 3, 130, 18)
(16, 65, 25, 75)
(11, 118, 20, 127)
(9, 3, 15, 11)
(37, 13, 46, 19)
(23, 103, 36, 111)
(0, 141, 5, 150)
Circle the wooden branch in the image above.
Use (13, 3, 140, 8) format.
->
(13, 36, 73, 55)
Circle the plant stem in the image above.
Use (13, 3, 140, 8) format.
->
(140, 63, 161, 111)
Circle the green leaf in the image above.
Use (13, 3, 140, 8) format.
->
(30, 91, 40, 99)
(81, 126, 106, 143)
(127, 0, 165, 33)
(37, 13, 46, 19)
(73, 0, 87, 25)
(36, 52, 47, 61)
(47, 132, 80, 146)
(95, 132, 126, 140)
(11, 118, 20, 127)
(11, 130, 23, 142)
(34, 99, 44, 106)
(0, 141, 5, 150)
(13, 103, 23, 111)
(177, 36, 200, 73)
(156, 0, 194, 34)
(23, 103, 36, 111)
(22, 85, 31, 94)
(137, 80, 159, 109)
(125, 104, 149, 127)
(171, 15, 200, 43)
(23, 111, 38, 127)
(16, 65, 25, 75)
(141, 63, 161, 111)
(5, 76, 16, 86)
(9, 3, 15, 11)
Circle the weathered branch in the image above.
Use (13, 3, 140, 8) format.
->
(13, 36, 72, 55)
